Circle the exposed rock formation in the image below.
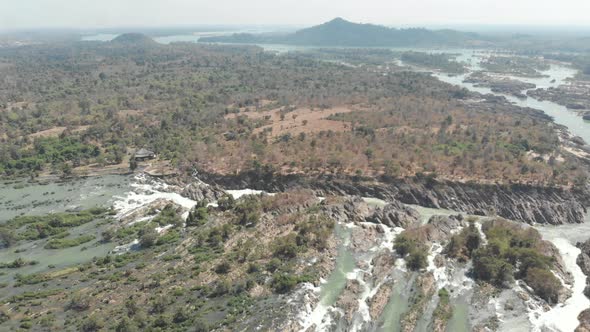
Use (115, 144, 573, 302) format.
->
(464, 71, 536, 98)
(367, 200, 421, 228)
(368, 282, 394, 320)
(200, 170, 588, 225)
(577, 238, 590, 298)
(577, 309, 590, 332)
(180, 182, 226, 202)
(336, 279, 362, 321)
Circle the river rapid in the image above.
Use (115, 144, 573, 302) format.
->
(2, 49, 590, 332)
(293, 51, 590, 332)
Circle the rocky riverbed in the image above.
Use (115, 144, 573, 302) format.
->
(527, 80, 590, 112)
(464, 71, 536, 98)
(196, 170, 589, 225)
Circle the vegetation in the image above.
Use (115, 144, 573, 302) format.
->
(0, 191, 334, 330)
(446, 221, 482, 261)
(0, 208, 109, 246)
(394, 233, 428, 271)
(400, 51, 466, 73)
(471, 219, 560, 303)
(0, 258, 38, 269)
(480, 55, 550, 77)
(44, 234, 96, 249)
(433, 287, 453, 321)
(0, 37, 579, 186)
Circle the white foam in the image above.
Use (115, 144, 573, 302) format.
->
(226, 189, 275, 199)
(532, 237, 589, 332)
(113, 174, 199, 221)
(155, 224, 174, 234)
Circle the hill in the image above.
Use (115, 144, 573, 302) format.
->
(199, 17, 485, 47)
(111, 33, 157, 46)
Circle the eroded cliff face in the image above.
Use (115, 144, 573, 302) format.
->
(196, 171, 589, 225)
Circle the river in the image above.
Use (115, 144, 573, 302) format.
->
(2, 47, 589, 331)
(295, 50, 590, 331)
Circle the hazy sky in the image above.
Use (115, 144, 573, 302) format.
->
(2, 0, 590, 30)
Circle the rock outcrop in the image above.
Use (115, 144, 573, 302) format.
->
(180, 182, 226, 202)
(368, 282, 394, 320)
(199, 170, 588, 225)
(577, 309, 590, 332)
(336, 280, 362, 322)
(577, 239, 590, 297)
(367, 200, 421, 228)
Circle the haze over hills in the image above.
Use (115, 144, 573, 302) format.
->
(199, 17, 490, 47)
(111, 32, 156, 45)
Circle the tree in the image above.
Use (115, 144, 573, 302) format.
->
(465, 225, 481, 253)
(139, 227, 158, 248)
(525, 267, 561, 304)
(101, 229, 114, 242)
(60, 162, 72, 179)
(406, 249, 428, 271)
(217, 194, 235, 210)
(115, 318, 138, 332)
(81, 315, 103, 332)
(129, 159, 138, 172)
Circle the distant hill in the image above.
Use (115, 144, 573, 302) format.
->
(199, 18, 486, 47)
(111, 33, 157, 46)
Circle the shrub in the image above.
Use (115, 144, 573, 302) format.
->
(152, 315, 170, 328)
(271, 273, 312, 294)
(139, 227, 158, 248)
(472, 250, 514, 286)
(394, 234, 415, 256)
(152, 204, 182, 226)
(394, 233, 428, 271)
(272, 235, 299, 258)
(212, 279, 231, 297)
(67, 293, 91, 311)
(173, 308, 190, 323)
(45, 234, 95, 249)
(218, 194, 235, 211)
(525, 268, 561, 304)
(233, 196, 261, 226)
(80, 315, 103, 332)
(193, 320, 209, 332)
(266, 258, 281, 272)
(115, 317, 138, 332)
(215, 261, 231, 274)
(150, 296, 168, 314)
(186, 206, 208, 227)
(406, 249, 428, 271)
(271, 273, 299, 294)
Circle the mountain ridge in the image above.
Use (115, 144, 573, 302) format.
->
(199, 17, 487, 47)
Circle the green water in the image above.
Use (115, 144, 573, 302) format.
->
(0, 175, 131, 290)
(378, 279, 411, 332)
(318, 223, 356, 306)
(447, 301, 470, 332)
(0, 175, 131, 223)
